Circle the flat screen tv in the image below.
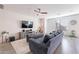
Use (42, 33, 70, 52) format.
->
(21, 21, 33, 28)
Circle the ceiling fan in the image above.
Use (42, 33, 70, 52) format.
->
(34, 8, 48, 14)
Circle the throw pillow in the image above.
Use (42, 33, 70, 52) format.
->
(43, 35, 50, 44)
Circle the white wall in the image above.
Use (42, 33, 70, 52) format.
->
(55, 14, 79, 37)
(0, 9, 39, 35)
(45, 18, 57, 34)
(46, 14, 79, 37)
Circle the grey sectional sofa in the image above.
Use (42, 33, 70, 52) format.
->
(29, 31, 63, 54)
(26, 32, 44, 42)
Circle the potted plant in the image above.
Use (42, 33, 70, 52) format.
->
(69, 30, 76, 38)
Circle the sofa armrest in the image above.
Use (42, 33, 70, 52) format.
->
(29, 38, 47, 48)
(29, 38, 48, 54)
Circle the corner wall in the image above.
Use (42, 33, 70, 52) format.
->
(46, 14, 79, 37)
(0, 9, 39, 35)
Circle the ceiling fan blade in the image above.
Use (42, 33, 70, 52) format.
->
(37, 8, 41, 12)
(34, 10, 40, 13)
(41, 12, 48, 14)
(34, 8, 48, 14)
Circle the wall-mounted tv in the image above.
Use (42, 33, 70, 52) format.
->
(21, 21, 33, 28)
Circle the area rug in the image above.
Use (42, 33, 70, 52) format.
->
(11, 38, 30, 54)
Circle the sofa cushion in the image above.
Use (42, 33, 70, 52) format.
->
(49, 31, 56, 38)
(49, 33, 55, 39)
(54, 31, 59, 36)
(28, 32, 44, 39)
(30, 37, 44, 44)
(49, 31, 60, 39)
(43, 35, 50, 44)
(57, 30, 62, 34)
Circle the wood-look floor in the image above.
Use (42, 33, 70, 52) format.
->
(0, 36, 79, 54)
(0, 43, 16, 54)
(55, 36, 79, 54)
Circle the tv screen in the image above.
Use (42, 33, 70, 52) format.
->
(21, 21, 33, 28)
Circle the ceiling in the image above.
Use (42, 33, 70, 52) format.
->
(2, 4, 79, 18)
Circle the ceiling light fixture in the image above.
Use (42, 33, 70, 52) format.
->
(34, 8, 48, 15)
